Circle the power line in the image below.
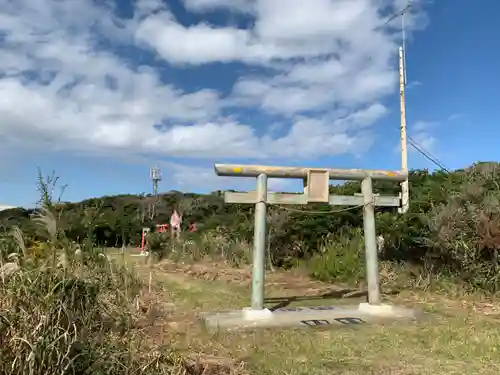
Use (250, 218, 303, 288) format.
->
(271, 203, 365, 215)
(407, 135, 450, 172)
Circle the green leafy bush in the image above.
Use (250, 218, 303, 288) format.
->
(308, 228, 365, 283)
(145, 231, 172, 260)
(424, 163, 500, 291)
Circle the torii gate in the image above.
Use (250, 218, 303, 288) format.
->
(201, 163, 418, 331)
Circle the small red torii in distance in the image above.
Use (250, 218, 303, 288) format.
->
(154, 223, 197, 233)
(156, 223, 169, 233)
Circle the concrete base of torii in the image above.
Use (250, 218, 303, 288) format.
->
(201, 303, 419, 331)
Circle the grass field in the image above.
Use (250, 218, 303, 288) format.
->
(117, 253, 500, 375)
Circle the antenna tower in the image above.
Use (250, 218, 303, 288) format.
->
(150, 166, 162, 197)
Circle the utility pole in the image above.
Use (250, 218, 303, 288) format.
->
(386, 0, 411, 214)
(399, 46, 409, 214)
(150, 166, 162, 197)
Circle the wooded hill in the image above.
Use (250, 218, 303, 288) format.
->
(2, 162, 500, 290)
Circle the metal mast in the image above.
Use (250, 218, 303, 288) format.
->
(150, 166, 162, 197)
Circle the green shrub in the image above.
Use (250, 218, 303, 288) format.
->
(145, 231, 172, 260)
(166, 229, 252, 266)
(424, 165, 500, 292)
(308, 228, 365, 283)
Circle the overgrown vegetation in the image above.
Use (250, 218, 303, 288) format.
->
(3, 162, 500, 292)
(2, 162, 500, 373)
(0, 174, 193, 375)
(308, 228, 365, 283)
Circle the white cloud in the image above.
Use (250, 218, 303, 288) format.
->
(393, 118, 438, 156)
(0, 0, 428, 174)
(135, 13, 254, 65)
(411, 120, 438, 132)
(136, 0, 426, 119)
(137, 1, 400, 66)
(410, 132, 437, 153)
(406, 119, 438, 155)
(170, 164, 294, 193)
(447, 113, 464, 121)
(182, 0, 254, 13)
(406, 80, 422, 89)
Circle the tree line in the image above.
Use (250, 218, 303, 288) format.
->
(2, 162, 500, 290)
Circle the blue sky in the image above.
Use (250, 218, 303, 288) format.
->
(0, 0, 498, 207)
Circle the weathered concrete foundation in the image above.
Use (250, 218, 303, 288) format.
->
(201, 303, 419, 331)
